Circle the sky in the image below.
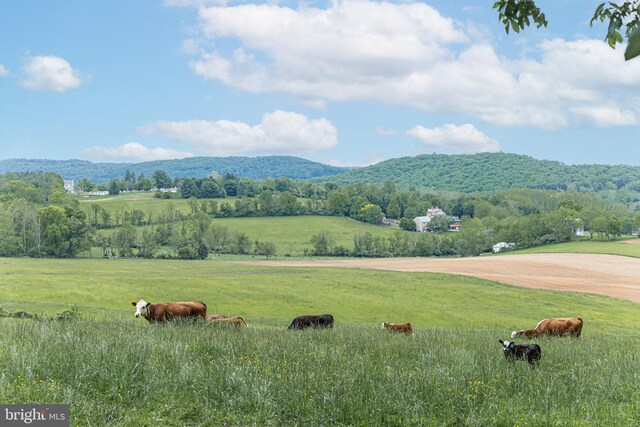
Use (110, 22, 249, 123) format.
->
(1, 0, 640, 167)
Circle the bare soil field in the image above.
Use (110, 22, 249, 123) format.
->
(248, 253, 640, 303)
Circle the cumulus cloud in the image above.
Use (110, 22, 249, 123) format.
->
(82, 143, 193, 162)
(179, 0, 640, 130)
(407, 124, 500, 154)
(138, 110, 338, 156)
(0, 64, 9, 77)
(20, 55, 86, 92)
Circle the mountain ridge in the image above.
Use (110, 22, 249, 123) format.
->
(2, 152, 639, 194)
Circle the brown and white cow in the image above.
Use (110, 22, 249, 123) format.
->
(511, 317, 583, 339)
(382, 322, 413, 335)
(207, 316, 247, 328)
(131, 299, 207, 323)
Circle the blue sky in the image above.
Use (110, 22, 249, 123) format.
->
(1, 0, 640, 167)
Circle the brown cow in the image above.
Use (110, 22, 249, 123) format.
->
(382, 322, 413, 335)
(511, 317, 583, 338)
(131, 299, 206, 323)
(208, 316, 247, 328)
(206, 314, 229, 321)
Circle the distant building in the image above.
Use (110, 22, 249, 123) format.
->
(413, 207, 461, 232)
(493, 242, 515, 253)
(63, 179, 75, 193)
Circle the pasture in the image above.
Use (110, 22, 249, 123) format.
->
(1, 258, 640, 425)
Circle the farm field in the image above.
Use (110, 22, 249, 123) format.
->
(255, 252, 640, 303)
(90, 215, 402, 257)
(516, 238, 640, 258)
(1, 256, 640, 425)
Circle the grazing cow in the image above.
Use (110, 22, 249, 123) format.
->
(511, 317, 583, 339)
(206, 314, 229, 321)
(499, 340, 542, 365)
(288, 314, 334, 330)
(381, 322, 413, 335)
(208, 316, 247, 328)
(131, 299, 206, 323)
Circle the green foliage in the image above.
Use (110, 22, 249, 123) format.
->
(314, 152, 640, 195)
(493, 0, 547, 34)
(590, 1, 640, 57)
(493, 0, 640, 60)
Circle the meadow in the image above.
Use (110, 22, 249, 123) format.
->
(517, 239, 640, 258)
(1, 258, 640, 425)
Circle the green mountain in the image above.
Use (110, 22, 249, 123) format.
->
(0, 156, 346, 183)
(314, 152, 640, 193)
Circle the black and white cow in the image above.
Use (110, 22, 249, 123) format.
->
(498, 339, 541, 365)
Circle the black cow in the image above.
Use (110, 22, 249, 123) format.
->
(288, 314, 334, 330)
(499, 339, 541, 365)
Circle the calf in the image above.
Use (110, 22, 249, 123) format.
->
(208, 316, 247, 328)
(131, 299, 206, 323)
(288, 314, 334, 330)
(206, 314, 229, 321)
(381, 322, 413, 335)
(499, 339, 541, 365)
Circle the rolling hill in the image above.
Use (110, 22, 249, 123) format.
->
(314, 152, 640, 193)
(3, 152, 640, 194)
(0, 156, 346, 183)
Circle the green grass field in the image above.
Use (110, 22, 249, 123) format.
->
(77, 192, 201, 216)
(1, 258, 640, 425)
(515, 239, 640, 258)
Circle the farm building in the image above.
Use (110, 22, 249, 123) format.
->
(493, 242, 515, 253)
(413, 207, 461, 232)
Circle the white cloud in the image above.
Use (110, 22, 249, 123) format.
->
(138, 110, 338, 156)
(82, 143, 193, 162)
(407, 123, 500, 154)
(375, 126, 396, 137)
(180, 1, 640, 130)
(570, 105, 637, 127)
(0, 64, 9, 77)
(20, 55, 86, 92)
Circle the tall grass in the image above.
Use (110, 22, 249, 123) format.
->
(1, 318, 639, 426)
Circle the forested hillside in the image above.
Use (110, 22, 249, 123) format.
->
(315, 152, 640, 193)
(0, 156, 346, 183)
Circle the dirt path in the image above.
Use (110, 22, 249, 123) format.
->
(244, 253, 640, 303)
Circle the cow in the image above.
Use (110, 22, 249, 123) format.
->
(381, 322, 413, 335)
(206, 314, 229, 321)
(208, 316, 247, 328)
(287, 314, 334, 330)
(131, 299, 206, 323)
(499, 340, 542, 365)
(511, 317, 583, 339)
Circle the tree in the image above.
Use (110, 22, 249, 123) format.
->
(108, 179, 120, 196)
(493, 0, 640, 60)
(76, 178, 95, 192)
(399, 217, 416, 231)
(310, 230, 335, 256)
(429, 215, 452, 233)
(255, 240, 276, 259)
(386, 198, 401, 219)
(152, 169, 173, 189)
(360, 203, 384, 224)
(180, 178, 198, 199)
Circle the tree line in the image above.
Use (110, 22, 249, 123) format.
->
(0, 171, 637, 259)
